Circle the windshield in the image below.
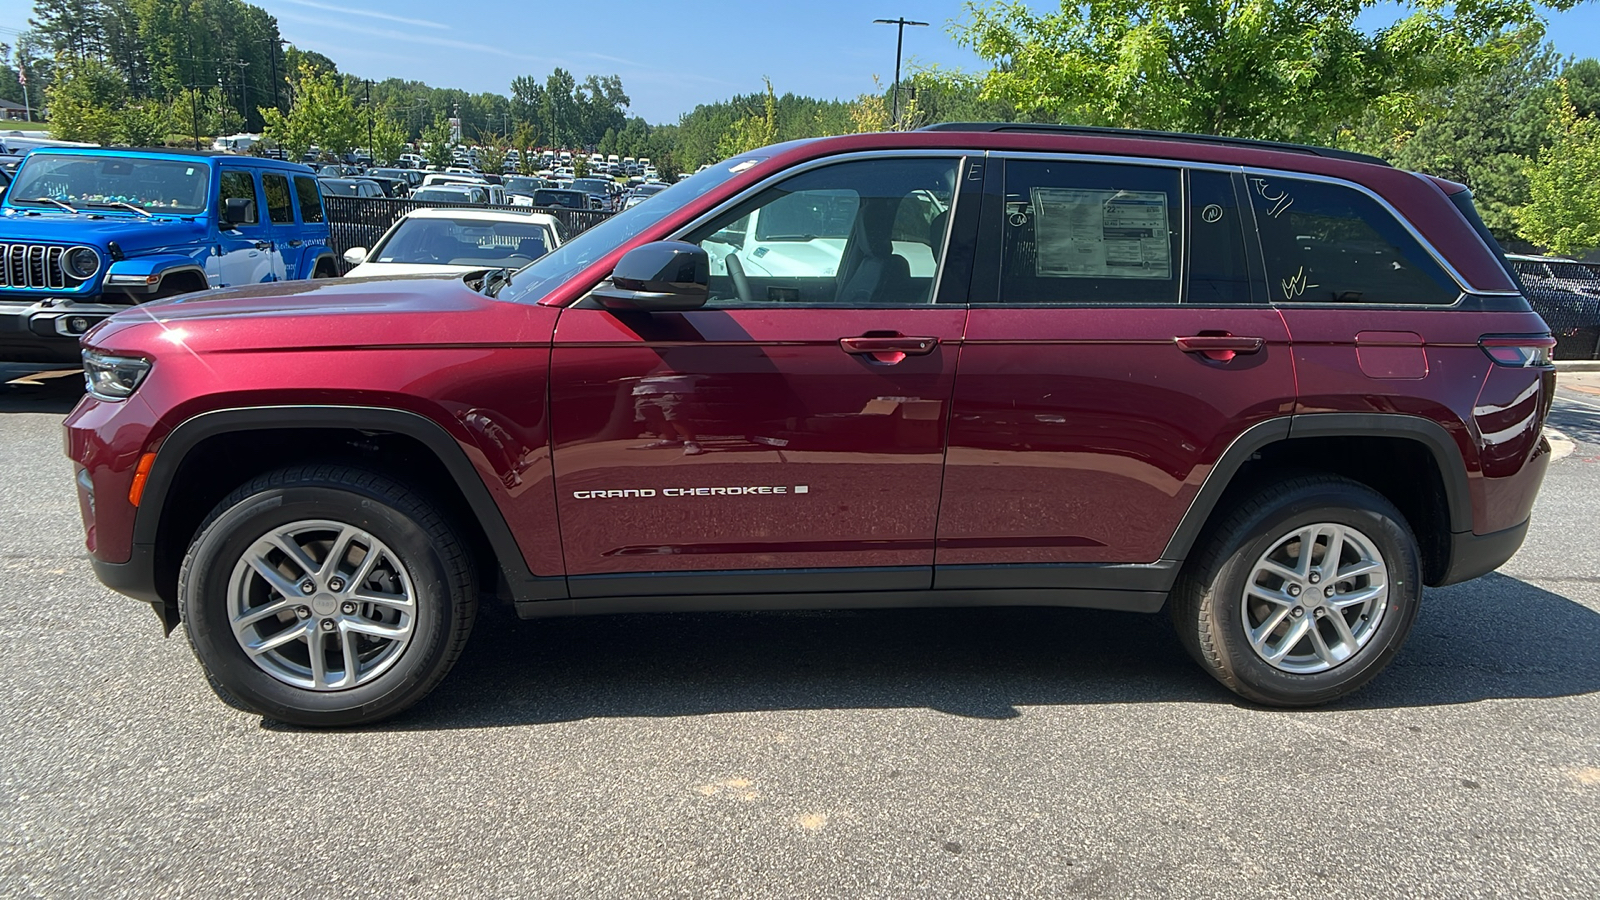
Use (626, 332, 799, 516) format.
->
(504, 176, 543, 193)
(570, 178, 611, 193)
(375, 216, 552, 266)
(499, 156, 766, 304)
(8, 152, 211, 214)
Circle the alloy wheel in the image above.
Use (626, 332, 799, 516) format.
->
(1239, 522, 1390, 675)
(226, 519, 417, 690)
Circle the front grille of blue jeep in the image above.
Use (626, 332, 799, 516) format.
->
(0, 243, 77, 291)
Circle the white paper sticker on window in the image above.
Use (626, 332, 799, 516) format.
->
(1030, 188, 1170, 280)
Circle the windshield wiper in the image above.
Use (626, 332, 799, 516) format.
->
(85, 201, 154, 218)
(25, 196, 78, 213)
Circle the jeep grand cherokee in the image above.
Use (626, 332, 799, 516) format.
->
(65, 125, 1555, 725)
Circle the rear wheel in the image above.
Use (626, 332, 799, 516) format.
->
(179, 466, 476, 726)
(1171, 475, 1421, 706)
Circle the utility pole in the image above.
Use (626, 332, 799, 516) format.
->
(260, 37, 286, 114)
(188, 85, 201, 150)
(364, 79, 373, 160)
(872, 17, 927, 130)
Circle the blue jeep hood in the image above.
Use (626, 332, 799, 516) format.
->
(0, 209, 209, 253)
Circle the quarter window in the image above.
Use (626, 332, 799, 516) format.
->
(262, 173, 293, 224)
(1246, 175, 1459, 305)
(997, 160, 1181, 304)
(683, 157, 959, 307)
(1187, 169, 1254, 304)
(294, 175, 324, 223)
(218, 171, 259, 225)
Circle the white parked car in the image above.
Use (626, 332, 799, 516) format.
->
(342, 208, 564, 278)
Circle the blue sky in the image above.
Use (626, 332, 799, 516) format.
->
(4, 0, 1599, 123)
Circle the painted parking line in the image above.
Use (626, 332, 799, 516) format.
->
(4, 369, 82, 386)
(1554, 392, 1600, 415)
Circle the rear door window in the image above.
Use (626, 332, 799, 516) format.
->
(262, 173, 294, 224)
(996, 160, 1181, 304)
(294, 175, 324, 223)
(1246, 175, 1460, 305)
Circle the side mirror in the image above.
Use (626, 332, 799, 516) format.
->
(343, 247, 368, 266)
(591, 241, 709, 312)
(221, 197, 254, 228)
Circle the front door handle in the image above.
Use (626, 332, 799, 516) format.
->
(840, 334, 939, 365)
(1175, 334, 1264, 362)
(253, 241, 273, 251)
(286, 239, 303, 248)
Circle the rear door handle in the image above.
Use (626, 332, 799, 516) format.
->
(1175, 335, 1264, 362)
(840, 335, 939, 365)
(286, 239, 303, 248)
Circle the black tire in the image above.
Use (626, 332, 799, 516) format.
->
(1170, 474, 1421, 707)
(179, 465, 476, 726)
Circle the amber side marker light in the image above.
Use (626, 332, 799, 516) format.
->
(128, 453, 157, 506)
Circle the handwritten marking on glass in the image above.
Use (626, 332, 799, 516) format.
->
(1251, 178, 1293, 218)
(1281, 265, 1319, 299)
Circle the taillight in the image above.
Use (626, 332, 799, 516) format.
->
(1479, 335, 1556, 368)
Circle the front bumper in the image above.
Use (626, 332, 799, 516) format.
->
(1, 297, 124, 363)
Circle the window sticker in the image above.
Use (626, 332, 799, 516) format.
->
(1030, 187, 1170, 279)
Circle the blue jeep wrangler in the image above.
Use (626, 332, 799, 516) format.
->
(1, 148, 335, 363)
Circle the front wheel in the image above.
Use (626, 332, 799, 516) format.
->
(1170, 475, 1421, 707)
(179, 466, 476, 726)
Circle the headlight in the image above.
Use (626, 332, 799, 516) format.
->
(64, 246, 102, 281)
(82, 349, 152, 401)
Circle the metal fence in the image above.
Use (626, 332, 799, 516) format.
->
(322, 196, 615, 272)
(1507, 257, 1600, 361)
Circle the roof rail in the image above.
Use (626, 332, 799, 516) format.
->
(917, 122, 1391, 167)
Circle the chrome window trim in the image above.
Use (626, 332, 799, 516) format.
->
(665, 149, 981, 309)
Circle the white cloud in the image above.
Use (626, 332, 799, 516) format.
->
(275, 0, 449, 31)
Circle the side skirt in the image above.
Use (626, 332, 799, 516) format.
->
(515, 587, 1165, 619)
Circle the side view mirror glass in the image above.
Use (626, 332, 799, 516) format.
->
(343, 247, 368, 266)
(590, 241, 709, 312)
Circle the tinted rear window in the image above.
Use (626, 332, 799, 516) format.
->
(1250, 176, 1459, 305)
(294, 175, 324, 223)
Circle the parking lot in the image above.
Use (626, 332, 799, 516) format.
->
(2, 364, 1597, 899)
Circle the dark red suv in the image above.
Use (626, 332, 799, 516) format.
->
(65, 125, 1556, 725)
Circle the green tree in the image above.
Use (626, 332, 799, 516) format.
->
(370, 108, 407, 165)
(1344, 41, 1567, 239)
(512, 121, 537, 173)
(1517, 90, 1600, 255)
(948, 0, 1575, 143)
(475, 134, 508, 175)
(260, 63, 359, 162)
(422, 115, 453, 169)
(119, 97, 170, 146)
(45, 57, 125, 144)
(717, 77, 779, 158)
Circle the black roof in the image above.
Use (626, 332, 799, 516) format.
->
(918, 122, 1391, 167)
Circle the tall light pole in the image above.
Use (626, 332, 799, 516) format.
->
(873, 17, 927, 130)
(259, 37, 287, 114)
(364, 79, 373, 161)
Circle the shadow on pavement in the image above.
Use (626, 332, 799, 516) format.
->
(1550, 394, 1600, 446)
(267, 571, 1599, 732)
(0, 364, 83, 415)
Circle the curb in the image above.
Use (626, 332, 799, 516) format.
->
(1554, 360, 1600, 373)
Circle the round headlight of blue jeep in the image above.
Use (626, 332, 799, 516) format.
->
(64, 246, 101, 281)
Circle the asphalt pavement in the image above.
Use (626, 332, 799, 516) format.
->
(1, 363, 1597, 899)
